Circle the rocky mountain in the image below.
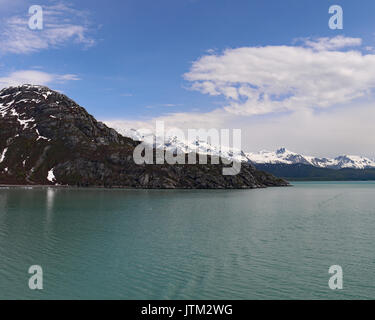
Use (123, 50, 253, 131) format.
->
(0, 85, 288, 188)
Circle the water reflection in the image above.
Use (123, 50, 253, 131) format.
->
(43, 188, 56, 236)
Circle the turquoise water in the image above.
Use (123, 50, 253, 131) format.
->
(0, 182, 375, 300)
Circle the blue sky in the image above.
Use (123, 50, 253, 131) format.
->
(1, 0, 375, 156)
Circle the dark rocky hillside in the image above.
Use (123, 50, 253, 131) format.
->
(0, 85, 288, 188)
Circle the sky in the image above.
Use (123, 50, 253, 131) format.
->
(1, 0, 375, 157)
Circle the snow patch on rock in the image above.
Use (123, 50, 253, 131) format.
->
(0, 148, 8, 163)
(47, 168, 56, 183)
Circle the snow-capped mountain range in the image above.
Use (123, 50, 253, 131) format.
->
(109, 127, 250, 163)
(112, 127, 375, 170)
(246, 148, 375, 170)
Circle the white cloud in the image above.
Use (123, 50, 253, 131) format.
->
(56, 73, 80, 81)
(0, 70, 80, 88)
(299, 35, 362, 51)
(184, 36, 375, 116)
(0, 2, 95, 54)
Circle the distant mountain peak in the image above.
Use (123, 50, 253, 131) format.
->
(276, 147, 287, 154)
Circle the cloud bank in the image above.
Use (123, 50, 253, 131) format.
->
(184, 36, 375, 116)
(0, 2, 95, 55)
(107, 36, 375, 157)
(0, 70, 80, 88)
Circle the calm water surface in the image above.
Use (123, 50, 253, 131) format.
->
(0, 182, 375, 299)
